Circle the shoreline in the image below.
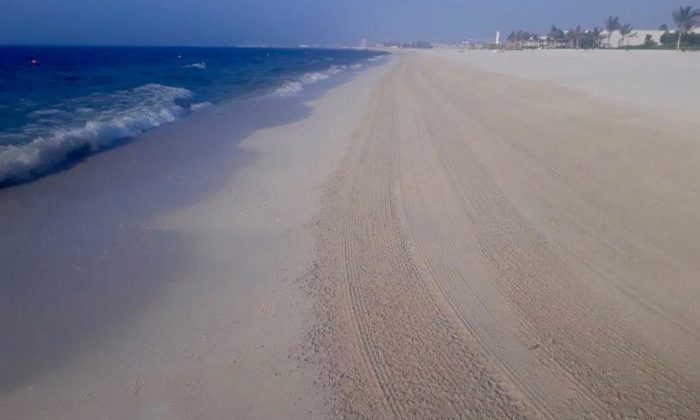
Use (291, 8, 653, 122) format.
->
(2, 48, 700, 418)
(0, 49, 386, 189)
(0, 56, 393, 419)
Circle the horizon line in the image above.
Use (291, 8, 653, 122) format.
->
(0, 43, 373, 49)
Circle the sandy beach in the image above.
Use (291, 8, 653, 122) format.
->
(2, 49, 700, 419)
(0, 61, 389, 419)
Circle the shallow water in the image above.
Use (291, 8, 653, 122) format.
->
(0, 46, 384, 185)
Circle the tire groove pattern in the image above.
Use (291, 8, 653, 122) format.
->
(405, 55, 699, 419)
(305, 61, 533, 419)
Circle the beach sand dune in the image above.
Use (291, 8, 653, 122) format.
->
(306, 52, 700, 419)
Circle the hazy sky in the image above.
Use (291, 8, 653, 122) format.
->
(0, 0, 687, 46)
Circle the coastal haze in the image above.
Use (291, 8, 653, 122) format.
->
(0, 0, 679, 45)
(2, 1, 700, 420)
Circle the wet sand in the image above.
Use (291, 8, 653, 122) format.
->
(2, 50, 700, 419)
(0, 62, 389, 419)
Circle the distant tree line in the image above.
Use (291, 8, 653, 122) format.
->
(506, 5, 699, 51)
(506, 25, 603, 49)
(660, 31, 700, 46)
(506, 31, 538, 43)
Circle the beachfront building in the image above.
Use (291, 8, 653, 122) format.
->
(505, 36, 548, 49)
(601, 29, 664, 47)
(602, 28, 700, 48)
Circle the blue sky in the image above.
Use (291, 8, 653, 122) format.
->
(0, 0, 689, 46)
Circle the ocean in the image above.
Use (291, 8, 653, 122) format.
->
(0, 46, 386, 186)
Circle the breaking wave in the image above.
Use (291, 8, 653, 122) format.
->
(0, 84, 192, 185)
(271, 65, 348, 97)
(272, 81, 306, 97)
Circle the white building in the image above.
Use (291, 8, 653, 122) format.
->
(601, 30, 664, 48)
(602, 28, 700, 48)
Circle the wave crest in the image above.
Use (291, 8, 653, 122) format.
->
(271, 65, 348, 98)
(0, 84, 192, 184)
(272, 81, 305, 97)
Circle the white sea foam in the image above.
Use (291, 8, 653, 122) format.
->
(271, 65, 348, 98)
(272, 81, 305, 97)
(300, 72, 330, 84)
(184, 62, 207, 70)
(325, 65, 346, 75)
(0, 84, 192, 184)
(30, 109, 62, 117)
(190, 102, 213, 111)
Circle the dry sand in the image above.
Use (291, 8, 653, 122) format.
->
(2, 50, 700, 419)
(305, 51, 700, 419)
(428, 48, 700, 110)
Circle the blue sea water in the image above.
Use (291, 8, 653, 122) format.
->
(0, 46, 386, 186)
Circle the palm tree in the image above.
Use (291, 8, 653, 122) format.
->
(672, 6, 700, 51)
(618, 24, 634, 47)
(604, 16, 621, 48)
(574, 25, 582, 49)
(591, 27, 603, 48)
(549, 25, 565, 47)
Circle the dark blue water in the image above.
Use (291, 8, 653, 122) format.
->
(0, 46, 386, 186)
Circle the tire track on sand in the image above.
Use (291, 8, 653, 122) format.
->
(305, 60, 535, 419)
(404, 54, 700, 419)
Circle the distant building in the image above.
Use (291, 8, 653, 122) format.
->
(602, 28, 699, 48)
(360, 38, 368, 48)
(601, 30, 665, 48)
